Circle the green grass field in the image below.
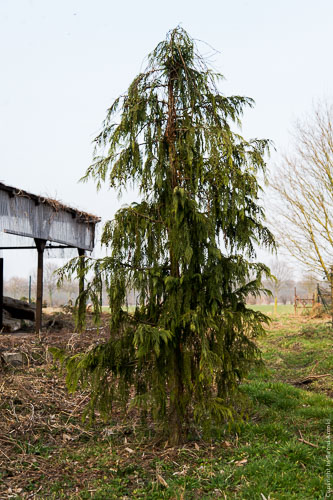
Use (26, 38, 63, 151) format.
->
(102, 305, 136, 314)
(1, 312, 332, 499)
(249, 303, 295, 315)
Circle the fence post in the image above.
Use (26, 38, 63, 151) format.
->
(28, 275, 32, 304)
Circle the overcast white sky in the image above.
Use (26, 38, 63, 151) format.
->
(1, 0, 333, 280)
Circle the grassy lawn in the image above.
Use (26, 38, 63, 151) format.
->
(249, 304, 295, 315)
(101, 305, 136, 314)
(0, 313, 332, 499)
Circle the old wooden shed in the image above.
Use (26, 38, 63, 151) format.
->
(0, 182, 100, 332)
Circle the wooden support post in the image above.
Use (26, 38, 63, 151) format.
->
(331, 266, 333, 327)
(294, 287, 297, 316)
(35, 239, 46, 334)
(77, 248, 85, 332)
(0, 257, 3, 331)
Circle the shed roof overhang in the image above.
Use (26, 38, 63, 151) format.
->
(0, 182, 101, 333)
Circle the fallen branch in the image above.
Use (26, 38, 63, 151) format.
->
(293, 374, 331, 385)
(297, 429, 319, 448)
(297, 437, 319, 448)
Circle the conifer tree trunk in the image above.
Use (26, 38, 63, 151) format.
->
(169, 342, 184, 445)
(166, 66, 184, 444)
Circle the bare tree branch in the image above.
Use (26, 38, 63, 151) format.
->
(269, 101, 333, 280)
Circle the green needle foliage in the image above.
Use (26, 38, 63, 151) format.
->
(57, 27, 274, 444)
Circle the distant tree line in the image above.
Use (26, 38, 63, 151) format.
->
(4, 261, 79, 307)
(4, 259, 325, 308)
(246, 260, 323, 305)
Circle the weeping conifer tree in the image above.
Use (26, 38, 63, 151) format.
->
(58, 27, 274, 444)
